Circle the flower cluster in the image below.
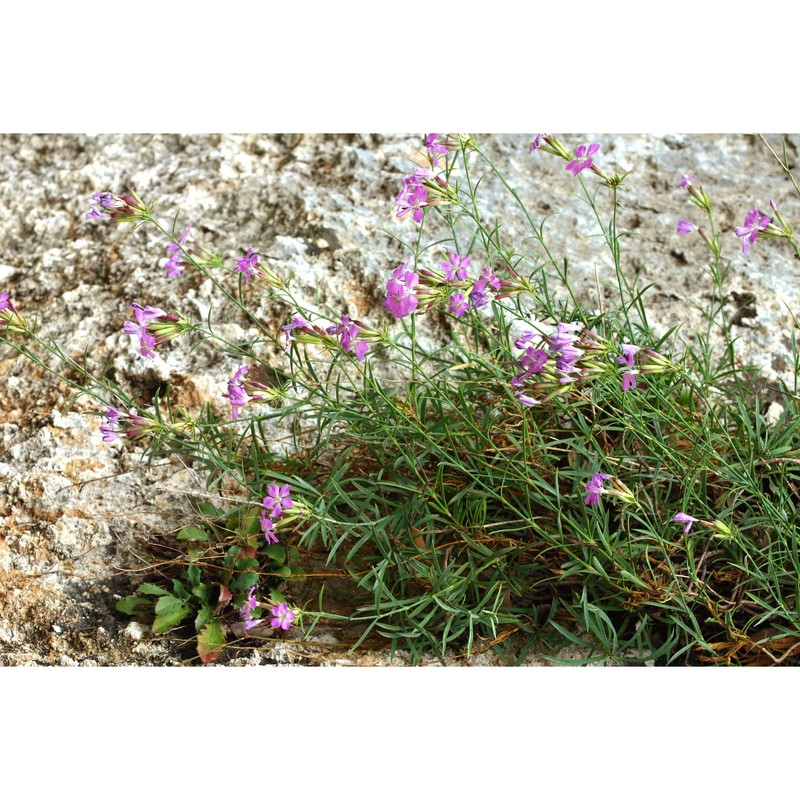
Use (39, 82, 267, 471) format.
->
(327, 314, 370, 360)
(395, 167, 451, 224)
(281, 314, 380, 360)
(239, 590, 297, 632)
(259, 482, 309, 544)
(123, 302, 190, 359)
(386, 254, 522, 321)
(0, 292, 29, 336)
(222, 365, 284, 421)
(163, 225, 192, 279)
(528, 135, 613, 184)
(99, 405, 160, 443)
(233, 247, 284, 288)
(85, 192, 146, 222)
(584, 472, 635, 506)
(241, 587, 259, 631)
(395, 167, 432, 224)
(617, 343, 640, 391)
(385, 259, 420, 317)
(510, 322, 604, 405)
(426, 134, 449, 167)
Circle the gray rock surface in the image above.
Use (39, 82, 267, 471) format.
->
(1, 133, 798, 665)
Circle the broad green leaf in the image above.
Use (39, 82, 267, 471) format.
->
(197, 620, 227, 664)
(177, 526, 209, 542)
(198, 502, 223, 518)
(152, 597, 191, 633)
(116, 595, 152, 615)
(187, 565, 201, 587)
(138, 583, 170, 596)
(194, 605, 214, 632)
(171, 579, 190, 601)
(265, 544, 285, 565)
(191, 583, 210, 602)
(229, 572, 259, 593)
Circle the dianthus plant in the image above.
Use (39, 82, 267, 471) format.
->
(4, 133, 800, 666)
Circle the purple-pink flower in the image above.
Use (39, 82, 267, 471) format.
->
(529, 134, 546, 153)
(0, 291, 28, 335)
(263, 483, 293, 519)
(271, 602, 296, 631)
(241, 586, 259, 630)
(222, 365, 250, 420)
(327, 314, 370, 361)
(584, 472, 611, 505)
(441, 252, 471, 282)
(735, 207, 771, 254)
(384, 260, 419, 318)
(618, 343, 640, 392)
(281, 315, 312, 352)
(236, 247, 260, 283)
(261, 511, 280, 544)
(426, 133, 448, 167)
(679, 174, 698, 189)
(617, 343, 640, 370)
(85, 192, 145, 221)
(395, 170, 432, 224)
(672, 512, 698, 534)
(122, 302, 185, 359)
(163, 224, 192, 279)
(99, 404, 157, 443)
(565, 143, 600, 177)
(676, 219, 696, 236)
(449, 293, 469, 317)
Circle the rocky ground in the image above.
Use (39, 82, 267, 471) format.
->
(1, 133, 798, 665)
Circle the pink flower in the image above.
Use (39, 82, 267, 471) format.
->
(584, 472, 611, 505)
(426, 133, 448, 166)
(236, 247, 259, 283)
(621, 371, 637, 391)
(121, 302, 187, 359)
(261, 511, 280, 544)
(241, 586, 259, 630)
(679, 174, 698, 189)
(441, 252, 471, 281)
(263, 483, 293, 519)
(384, 260, 419, 318)
(672, 512, 698, 534)
(271, 602, 296, 631)
(222, 365, 250, 420)
(735, 207, 771, 254)
(676, 219, 696, 236)
(617, 343, 640, 370)
(529, 134, 546, 153)
(565, 143, 600, 176)
(449, 292, 469, 317)
(395, 174, 429, 224)
(327, 314, 370, 360)
(163, 224, 192, 279)
(281, 315, 312, 352)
